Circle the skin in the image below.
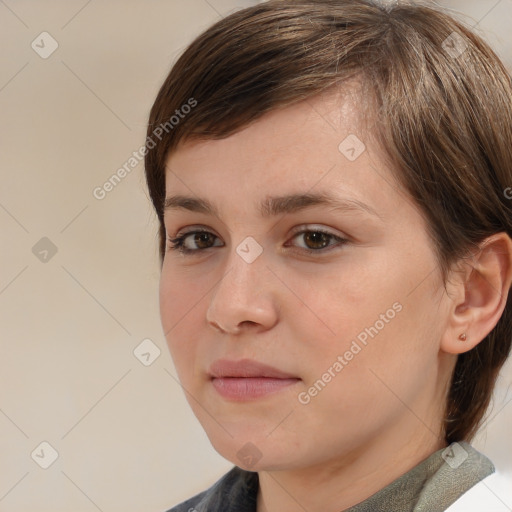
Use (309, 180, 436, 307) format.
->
(159, 88, 512, 512)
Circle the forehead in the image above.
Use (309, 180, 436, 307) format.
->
(163, 87, 404, 218)
(169, 82, 369, 164)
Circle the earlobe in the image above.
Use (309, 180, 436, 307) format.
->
(440, 232, 512, 355)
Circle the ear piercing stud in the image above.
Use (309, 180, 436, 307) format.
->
(458, 333, 467, 341)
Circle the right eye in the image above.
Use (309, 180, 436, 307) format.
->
(167, 230, 223, 255)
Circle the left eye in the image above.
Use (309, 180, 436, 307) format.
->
(287, 230, 346, 252)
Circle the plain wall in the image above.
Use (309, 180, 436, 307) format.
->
(0, 1, 510, 510)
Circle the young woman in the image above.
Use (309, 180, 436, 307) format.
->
(144, 1, 512, 510)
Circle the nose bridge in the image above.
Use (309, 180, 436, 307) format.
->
(206, 235, 277, 332)
(216, 235, 267, 300)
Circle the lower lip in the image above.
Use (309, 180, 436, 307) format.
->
(211, 377, 300, 400)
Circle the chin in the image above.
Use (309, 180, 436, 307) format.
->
(209, 434, 306, 472)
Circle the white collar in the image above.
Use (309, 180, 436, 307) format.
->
(445, 471, 512, 511)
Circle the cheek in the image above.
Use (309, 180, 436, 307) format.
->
(159, 266, 205, 375)
(293, 303, 438, 446)
(286, 261, 400, 351)
(159, 262, 206, 331)
(289, 254, 439, 392)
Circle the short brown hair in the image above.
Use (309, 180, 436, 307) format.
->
(144, 0, 512, 444)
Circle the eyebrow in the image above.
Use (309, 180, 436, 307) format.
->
(164, 192, 380, 220)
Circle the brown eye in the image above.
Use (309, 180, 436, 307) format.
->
(192, 232, 216, 249)
(302, 231, 331, 249)
(287, 228, 348, 254)
(166, 230, 222, 255)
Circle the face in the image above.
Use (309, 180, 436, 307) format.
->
(160, 89, 453, 472)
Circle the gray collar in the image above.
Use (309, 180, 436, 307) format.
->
(168, 441, 494, 512)
(346, 441, 494, 511)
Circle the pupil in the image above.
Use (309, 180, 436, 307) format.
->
(195, 232, 212, 248)
(305, 232, 328, 249)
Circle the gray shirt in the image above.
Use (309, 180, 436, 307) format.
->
(165, 441, 494, 512)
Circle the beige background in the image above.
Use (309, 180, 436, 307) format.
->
(0, 1, 511, 510)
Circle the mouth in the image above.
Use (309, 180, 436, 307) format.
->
(208, 358, 301, 401)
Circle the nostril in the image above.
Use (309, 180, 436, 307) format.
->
(240, 320, 258, 329)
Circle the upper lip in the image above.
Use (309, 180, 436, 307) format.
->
(208, 358, 299, 379)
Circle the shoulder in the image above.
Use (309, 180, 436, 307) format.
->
(445, 471, 512, 512)
(163, 466, 258, 512)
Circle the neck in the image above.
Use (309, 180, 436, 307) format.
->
(256, 420, 447, 512)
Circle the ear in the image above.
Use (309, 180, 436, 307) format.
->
(441, 232, 512, 355)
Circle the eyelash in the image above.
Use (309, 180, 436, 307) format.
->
(166, 227, 348, 256)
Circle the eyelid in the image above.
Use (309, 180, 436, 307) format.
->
(288, 223, 346, 238)
(172, 225, 218, 237)
(170, 224, 345, 242)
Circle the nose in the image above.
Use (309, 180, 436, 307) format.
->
(206, 242, 279, 335)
